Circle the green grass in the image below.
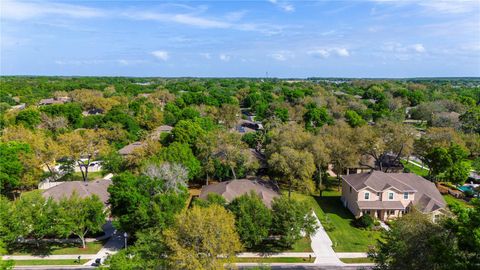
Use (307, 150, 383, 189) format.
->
(288, 237, 313, 252)
(234, 257, 315, 263)
(340, 257, 373, 264)
(401, 160, 429, 177)
(61, 171, 104, 181)
(13, 259, 89, 266)
(10, 241, 103, 256)
(292, 190, 382, 252)
(443, 194, 472, 209)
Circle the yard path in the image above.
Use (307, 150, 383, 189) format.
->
(310, 212, 343, 265)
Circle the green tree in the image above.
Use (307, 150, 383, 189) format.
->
(163, 205, 242, 270)
(15, 108, 41, 129)
(0, 240, 14, 270)
(345, 110, 366, 127)
(171, 119, 205, 147)
(268, 146, 316, 197)
(304, 103, 333, 131)
(271, 196, 318, 248)
(108, 173, 188, 236)
(15, 192, 59, 247)
(227, 192, 272, 248)
(58, 193, 106, 248)
(159, 142, 200, 180)
(459, 106, 480, 134)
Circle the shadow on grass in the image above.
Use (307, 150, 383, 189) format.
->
(247, 239, 296, 254)
(9, 242, 80, 256)
(312, 193, 355, 220)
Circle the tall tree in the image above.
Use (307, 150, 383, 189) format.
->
(268, 146, 316, 197)
(228, 192, 272, 248)
(214, 132, 257, 180)
(58, 129, 109, 182)
(163, 205, 242, 270)
(58, 193, 106, 248)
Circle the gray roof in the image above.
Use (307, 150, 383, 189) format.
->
(342, 171, 446, 213)
(149, 125, 173, 140)
(199, 179, 280, 208)
(357, 200, 405, 210)
(42, 180, 112, 205)
(118, 142, 143, 155)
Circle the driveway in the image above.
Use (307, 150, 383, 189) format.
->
(310, 212, 343, 266)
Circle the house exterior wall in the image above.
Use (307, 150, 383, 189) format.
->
(341, 179, 360, 217)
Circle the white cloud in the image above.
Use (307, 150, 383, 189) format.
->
(151, 50, 170, 61)
(308, 47, 350, 58)
(268, 0, 295, 12)
(219, 54, 231, 61)
(200, 53, 212, 59)
(1, 0, 104, 20)
(383, 42, 426, 53)
(419, 1, 479, 14)
(269, 50, 294, 61)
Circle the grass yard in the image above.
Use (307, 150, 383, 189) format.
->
(400, 160, 429, 177)
(61, 171, 104, 181)
(340, 257, 373, 264)
(10, 241, 103, 256)
(234, 257, 315, 263)
(443, 194, 472, 209)
(292, 190, 382, 252)
(13, 259, 90, 266)
(288, 237, 313, 252)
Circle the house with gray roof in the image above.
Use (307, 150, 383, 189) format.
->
(341, 171, 446, 221)
(118, 141, 144, 156)
(199, 179, 279, 208)
(42, 179, 112, 205)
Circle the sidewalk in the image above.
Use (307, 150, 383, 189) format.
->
(336, 252, 368, 258)
(237, 252, 314, 258)
(309, 212, 343, 265)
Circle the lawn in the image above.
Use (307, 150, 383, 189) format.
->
(292, 190, 382, 252)
(234, 257, 315, 263)
(288, 237, 313, 252)
(10, 241, 103, 256)
(400, 160, 429, 177)
(13, 259, 90, 265)
(60, 171, 104, 181)
(340, 257, 373, 264)
(443, 194, 472, 209)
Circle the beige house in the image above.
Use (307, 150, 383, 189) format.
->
(341, 171, 446, 221)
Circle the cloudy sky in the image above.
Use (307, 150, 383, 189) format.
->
(1, 0, 479, 77)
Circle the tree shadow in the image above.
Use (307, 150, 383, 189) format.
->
(312, 194, 355, 220)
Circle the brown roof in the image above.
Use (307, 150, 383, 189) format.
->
(149, 125, 173, 140)
(199, 179, 279, 208)
(42, 180, 112, 205)
(118, 141, 143, 155)
(342, 171, 446, 213)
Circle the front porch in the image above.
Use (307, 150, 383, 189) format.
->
(356, 201, 406, 221)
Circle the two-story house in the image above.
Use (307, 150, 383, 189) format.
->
(341, 171, 446, 221)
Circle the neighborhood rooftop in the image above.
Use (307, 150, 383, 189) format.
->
(42, 179, 112, 205)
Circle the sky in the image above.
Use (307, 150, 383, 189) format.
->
(1, 0, 479, 78)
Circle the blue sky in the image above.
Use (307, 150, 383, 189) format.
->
(1, 0, 479, 77)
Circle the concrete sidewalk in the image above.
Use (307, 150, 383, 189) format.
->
(336, 252, 368, 258)
(3, 254, 96, 260)
(237, 252, 315, 258)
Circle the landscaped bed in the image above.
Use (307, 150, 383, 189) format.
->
(9, 241, 103, 256)
(13, 259, 90, 266)
(292, 190, 382, 252)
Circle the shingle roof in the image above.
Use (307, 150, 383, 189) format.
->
(342, 171, 446, 213)
(199, 179, 279, 208)
(118, 141, 143, 155)
(42, 180, 112, 205)
(357, 200, 405, 210)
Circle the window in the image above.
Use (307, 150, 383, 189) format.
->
(350, 186, 352, 193)
(388, 192, 394, 200)
(403, 192, 409, 199)
(364, 192, 370, 200)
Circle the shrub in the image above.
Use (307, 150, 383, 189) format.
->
(354, 214, 374, 228)
(321, 216, 336, 232)
(374, 220, 381, 226)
